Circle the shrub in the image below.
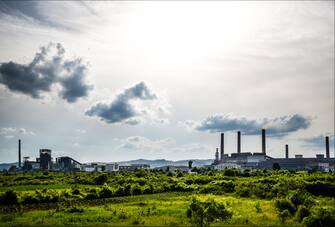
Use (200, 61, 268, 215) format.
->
(72, 188, 81, 195)
(66, 206, 84, 213)
(275, 198, 296, 215)
(99, 185, 113, 198)
(235, 184, 250, 197)
(305, 181, 335, 197)
(0, 190, 18, 205)
(223, 169, 237, 177)
(95, 174, 108, 185)
(131, 184, 142, 195)
(22, 194, 39, 204)
(220, 180, 235, 193)
(187, 197, 232, 227)
(278, 209, 290, 223)
(142, 185, 154, 194)
(85, 189, 98, 200)
(114, 186, 125, 196)
(295, 205, 310, 222)
(303, 208, 335, 227)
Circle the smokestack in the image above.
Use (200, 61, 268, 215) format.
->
(237, 131, 241, 153)
(285, 144, 289, 159)
(262, 129, 266, 154)
(220, 133, 224, 160)
(325, 136, 330, 158)
(18, 139, 21, 168)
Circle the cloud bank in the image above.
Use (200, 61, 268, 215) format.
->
(85, 82, 168, 125)
(0, 42, 93, 103)
(303, 134, 335, 148)
(185, 114, 311, 137)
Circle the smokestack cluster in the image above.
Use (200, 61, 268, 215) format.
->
(262, 129, 266, 154)
(237, 131, 241, 153)
(220, 133, 224, 160)
(285, 144, 289, 159)
(18, 139, 21, 168)
(325, 136, 330, 159)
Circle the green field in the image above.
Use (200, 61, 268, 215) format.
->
(0, 169, 334, 226)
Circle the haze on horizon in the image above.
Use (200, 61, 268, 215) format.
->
(0, 1, 334, 163)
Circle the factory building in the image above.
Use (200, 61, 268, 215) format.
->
(212, 130, 334, 171)
(119, 164, 150, 171)
(39, 149, 52, 170)
(55, 156, 82, 171)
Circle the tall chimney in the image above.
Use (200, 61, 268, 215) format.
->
(285, 144, 289, 159)
(220, 133, 224, 160)
(18, 139, 21, 168)
(237, 131, 241, 153)
(325, 136, 330, 158)
(262, 129, 266, 154)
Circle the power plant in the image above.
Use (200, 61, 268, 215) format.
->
(212, 129, 334, 171)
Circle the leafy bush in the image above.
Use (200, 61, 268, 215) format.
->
(99, 185, 113, 198)
(275, 198, 296, 215)
(66, 206, 84, 213)
(303, 208, 335, 227)
(186, 197, 232, 227)
(0, 190, 18, 205)
(85, 189, 99, 200)
(295, 205, 310, 222)
(305, 181, 335, 197)
(131, 184, 142, 195)
(95, 174, 108, 185)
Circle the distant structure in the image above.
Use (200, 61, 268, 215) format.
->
(39, 149, 52, 170)
(55, 157, 81, 171)
(220, 133, 224, 161)
(262, 129, 266, 154)
(212, 129, 335, 172)
(326, 136, 330, 159)
(18, 139, 21, 168)
(214, 148, 219, 164)
(237, 131, 241, 153)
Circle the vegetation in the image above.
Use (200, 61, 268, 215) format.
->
(0, 169, 334, 226)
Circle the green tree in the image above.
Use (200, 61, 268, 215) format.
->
(186, 197, 232, 227)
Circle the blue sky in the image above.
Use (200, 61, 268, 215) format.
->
(0, 1, 334, 162)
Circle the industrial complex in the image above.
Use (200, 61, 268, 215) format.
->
(7, 129, 335, 172)
(212, 129, 334, 172)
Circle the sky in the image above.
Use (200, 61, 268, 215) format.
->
(0, 1, 334, 163)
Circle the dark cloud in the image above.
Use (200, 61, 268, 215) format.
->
(85, 82, 157, 124)
(303, 134, 334, 148)
(0, 1, 76, 31)
(188, 114, 311, 137)
(0, 42, 92, 102)
(59, 59, 93, 103)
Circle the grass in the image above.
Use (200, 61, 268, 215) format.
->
(1, 192, 324, 226)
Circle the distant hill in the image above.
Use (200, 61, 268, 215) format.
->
(0, 162, 18, 171)
(117, 159, 213, 168)
(0, 159, 213, 170)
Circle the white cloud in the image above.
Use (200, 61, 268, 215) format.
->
(0, 127, 35, 139)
